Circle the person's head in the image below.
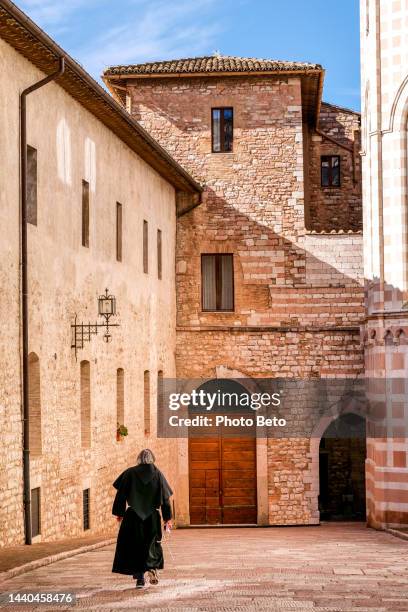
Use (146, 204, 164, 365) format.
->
(137, 448, 156, 465)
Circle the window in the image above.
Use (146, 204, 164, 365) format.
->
(116, 368, 124, 428)
(143, 220, 148, 273)
(116, 202, 122, 262)
(27, 145, 37, 225)
(82, 180, 90, 247)
(31, 487, 41, 537)
(321, 155, 341, 187)
(157, 229, 162, 280)
(83, 489, 90, 530)
(28, 352, 42, 456)
(157, 370, 163, 413)
(144, 370, 150, 436)
(212, 108, 233, 153)
(201, 254, 234, 311)
(80, 360, 91, 448)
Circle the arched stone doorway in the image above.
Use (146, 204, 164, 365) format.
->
(318, 414, 366, 521)
(188, 379, 258, 525)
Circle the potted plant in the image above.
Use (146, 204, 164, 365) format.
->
(116, 423, 128, 442)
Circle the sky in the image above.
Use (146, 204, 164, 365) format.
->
(18, 0, 361, 111)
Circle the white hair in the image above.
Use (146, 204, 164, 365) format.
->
(137, 448, 156, 465)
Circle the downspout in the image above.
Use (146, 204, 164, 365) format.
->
(20, 57, 65, 545)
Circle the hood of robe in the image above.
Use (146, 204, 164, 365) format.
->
(113, 464, 173, 520)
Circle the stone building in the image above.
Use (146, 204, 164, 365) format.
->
(0, 1, 200, 546)
(104, 56, 365, 526)
(360, 0, 408, 528)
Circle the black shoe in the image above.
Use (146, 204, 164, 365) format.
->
(136, 578, 145, 589)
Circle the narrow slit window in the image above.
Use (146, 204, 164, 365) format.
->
(82, 180, 90, 247)
(27, 145, 37, 225)
(83, 489, 90, 530)
(157, 229, 162, 280)
(201, 254, 234, 311)
(143, 220, 148, 273)
(116, 202, 122, 261)
(28, 352, 42, 456)
(157, 370, 163, 414)
(212, 108, 233, 153)
(31, 487, 41, 537)
(116, 368, 124, 428)
(80, 360, 91, 448)
(321, 155, 341, 187)
(144, 370, 150, 436)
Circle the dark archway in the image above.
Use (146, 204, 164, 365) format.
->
(319, 413, 366, 521)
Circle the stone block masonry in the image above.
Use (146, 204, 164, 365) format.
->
(125, 70, 365, 525)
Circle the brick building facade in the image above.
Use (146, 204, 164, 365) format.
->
(105, 56, 365, 526)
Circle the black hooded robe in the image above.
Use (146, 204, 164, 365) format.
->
(112, 464, 173, 576)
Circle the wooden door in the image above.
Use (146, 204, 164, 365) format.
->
(189, 435, 257, 524)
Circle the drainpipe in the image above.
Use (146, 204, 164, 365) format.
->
(21, 57, 65, 545)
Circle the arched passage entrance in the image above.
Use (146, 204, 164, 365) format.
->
(188, 379, 257, 525)
(318, 414, 366, 521)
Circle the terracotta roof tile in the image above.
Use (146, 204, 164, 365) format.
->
(104, 55, 322, 76)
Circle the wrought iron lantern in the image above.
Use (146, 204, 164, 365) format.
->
(71, 288, 120, 359)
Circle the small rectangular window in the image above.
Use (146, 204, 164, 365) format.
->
(27, 145, 37, 225)
(201, 254, 234, 311)
(83, 488, 90, 530)
(143, 220, 148, 273)
(31, 487, 41, 537)
(116, 202, 122, 262)
(212, 108, 233, 153)
(82, 180, 90, 247)
(321, 155, 340, 187)
(157, 229, 162, 280)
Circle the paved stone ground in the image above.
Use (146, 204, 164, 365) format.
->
(0, 523, 407, 611)
(0, 534, 115, 573)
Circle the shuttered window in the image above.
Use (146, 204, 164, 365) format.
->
(201, 254, 234, 311)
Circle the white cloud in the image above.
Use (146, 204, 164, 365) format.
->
(76, 0, 223, 78)
(19, 0, 90, 26)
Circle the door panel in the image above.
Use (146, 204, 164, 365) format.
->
(189, 435, 257, 524)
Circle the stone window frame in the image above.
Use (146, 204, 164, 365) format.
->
(321, 155, 341, 188)
(211, 107, 234, 153)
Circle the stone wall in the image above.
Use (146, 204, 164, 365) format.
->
(127, 71, 364, 524)
(0, 38, 180, 546)
(307, 103, 362, 232)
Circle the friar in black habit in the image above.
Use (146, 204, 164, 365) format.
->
(112, 449, 173, 588)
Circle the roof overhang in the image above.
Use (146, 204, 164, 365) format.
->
(0, 0, 202, 197)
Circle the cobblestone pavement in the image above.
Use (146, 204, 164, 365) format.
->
(0, 523, 407, 611)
